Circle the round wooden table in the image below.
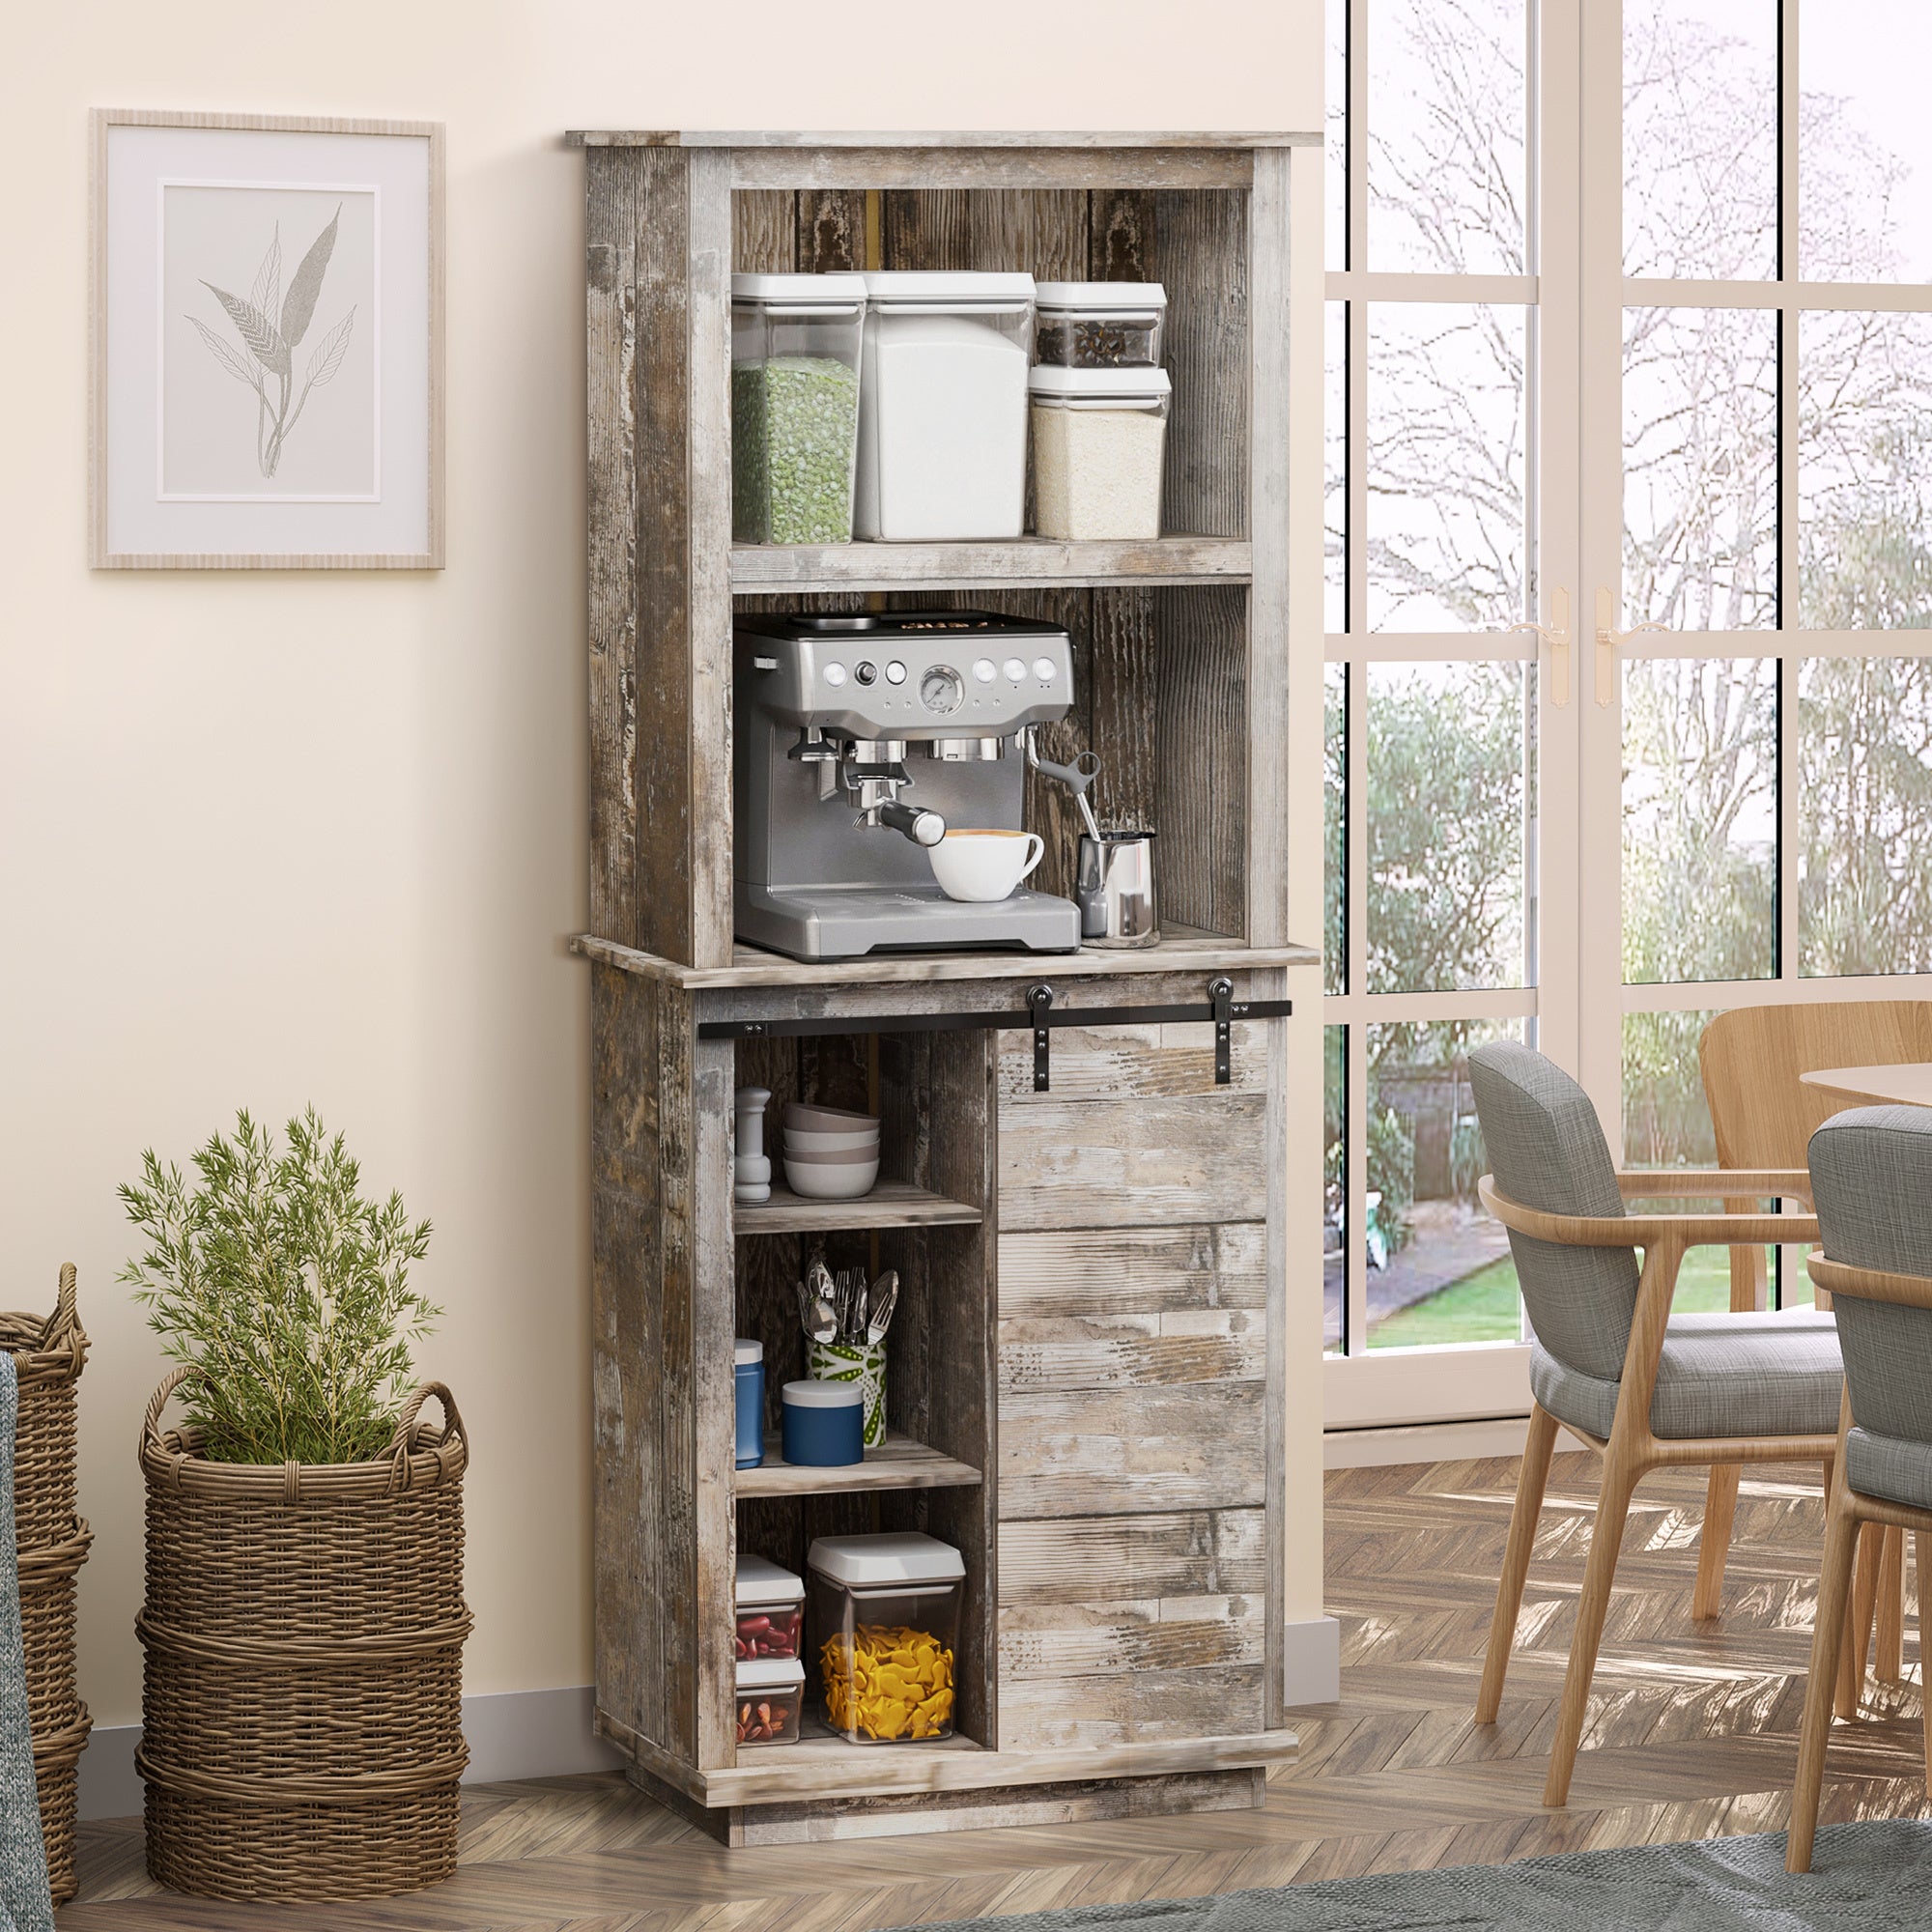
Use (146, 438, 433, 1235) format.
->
(1799, 1063, 1932, 1108)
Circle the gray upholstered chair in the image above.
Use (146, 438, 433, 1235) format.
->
(1467, 1041, 1842, 1807)
(1788, 1105, 1932, 1873)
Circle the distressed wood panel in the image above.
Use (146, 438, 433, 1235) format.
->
(997, 1092, 1268, 1231)
(726, 149, 1259, 192)
(881, 188, 974, 269)
(1088, 588, 1159, 830)
(997, 1663, 1267, 1749)
(1000, 1594, 1265, 1680)
(999, 1309, 1267, 1393)
(797, 188, 865, 270)
(1091, 186, 1155, 281)
(732, 189, 797, 271)
(585, 152, 641, 950)
(1153, 190, 1249, 538)
(997, 1021, 1265, 1102)
(1000, 1508, 1266, 1605)
(1152, 583, 1248, 941)
(998, 1223, 1268, 1319)
(728, 534, 1253, 592)
(590, 963, 664, 1748)
(1245, 148, 1293, 949)
(999, 1383, 1267, 1520)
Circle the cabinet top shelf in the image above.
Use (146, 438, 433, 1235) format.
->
(731, 536, 1252, 595)
(566, 129, 1321, 151)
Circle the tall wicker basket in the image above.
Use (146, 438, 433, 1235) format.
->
(137, 1370, 469, 1901)
(3, 1264, 92, 1906)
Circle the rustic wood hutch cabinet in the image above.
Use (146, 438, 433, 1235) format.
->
(565, 128, 1321, 1845)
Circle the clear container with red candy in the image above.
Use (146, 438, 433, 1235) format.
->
(735, 1552, 806, 1662)
(734, 1658, 805, 1747)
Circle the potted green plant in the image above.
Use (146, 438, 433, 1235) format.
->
(121, 1109, 469, 1902)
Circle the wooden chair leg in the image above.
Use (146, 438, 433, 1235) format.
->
(1835, 1521, 1884, 1719)
(1477, 1405, 1559, 1724)
(1693, 1463, 1742, 1621)
(1875, 1525, 1905, 1683)
(1543, 1457, 1637, 1808)
(1788, 1495, 1861, 1874)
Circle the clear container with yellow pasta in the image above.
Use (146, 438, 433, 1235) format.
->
(807, 1532, 964, 1745)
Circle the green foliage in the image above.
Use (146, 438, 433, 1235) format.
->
(1367, 665, 1527, 997)
(1366, 1105, 1414, 1254)
(120, 1110, 439, 1465)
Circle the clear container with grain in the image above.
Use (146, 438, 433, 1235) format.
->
(1032, 281, 1167, 369)
(733, 1657, 805, 1747)
(1028, 365, 1171, 541)
(731, 272, 867, 546)
(808, 1532, 963, 1745)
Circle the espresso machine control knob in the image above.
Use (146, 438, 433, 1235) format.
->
(855, 661, 878, 685)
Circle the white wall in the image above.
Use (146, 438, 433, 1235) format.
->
(2, 0, 1323, 1750)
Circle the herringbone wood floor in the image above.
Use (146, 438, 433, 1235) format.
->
(56, 1452, 1932, 1929)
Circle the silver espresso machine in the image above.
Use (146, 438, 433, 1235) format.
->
(733, 611, 1084, 960)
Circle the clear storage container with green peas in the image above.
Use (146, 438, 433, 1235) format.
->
(731, 273, 867, 545)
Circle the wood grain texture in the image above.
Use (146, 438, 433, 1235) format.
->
(569, 129, 1313, 150)
(737, 1430, 983, 1498)
(1155, 190, 1250, 539)
(63, 1455, 1929, 1928)
(999, 1223, 1269, 1318)
(732, 189, 796, 271)
(997, 1020, 1266, 1101)
(1153, 583, 1250, 941)
(589, 962, 664, 1750)
(571, 929, 1319, 989)
(727, 535, 1254, 591)
(999, 1310, 1268, 1393)
(1001, 1508, 1267, 1605)
(998, 1091, 1269, 1231)
(728, 151, 1264, 192)
(797, 188, 865, 270)
(1000, 1383, 1268, 1520)
(734, 1180, 983, 1236)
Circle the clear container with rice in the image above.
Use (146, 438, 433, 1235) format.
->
(1028, 365, 1171, 541)
(731, 272, 867, 545)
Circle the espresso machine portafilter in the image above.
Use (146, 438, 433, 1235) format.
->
(732, 611, 1085, 961)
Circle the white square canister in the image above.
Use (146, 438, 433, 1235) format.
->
(855, 272, 1036, 542)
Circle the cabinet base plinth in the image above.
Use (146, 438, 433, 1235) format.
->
(624, 1762, 1265, 1846)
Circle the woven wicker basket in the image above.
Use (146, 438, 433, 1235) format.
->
(3, 1265, 92, 1906)
(137, 1370, 469, 1901)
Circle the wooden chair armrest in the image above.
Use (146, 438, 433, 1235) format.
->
(1615, 1168, 1813, 1204)
(1809, 1253, 1932, 1310)
(1479, 1177, 1815, 1250)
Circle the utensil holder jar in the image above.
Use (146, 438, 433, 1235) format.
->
(806, 1339, 887, 1449)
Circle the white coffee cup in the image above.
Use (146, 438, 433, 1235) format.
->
(927, 828, 1046, 903)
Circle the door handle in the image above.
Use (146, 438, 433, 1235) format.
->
(1506, 585, 1571, 707)
(1593, 587, 1667, 706)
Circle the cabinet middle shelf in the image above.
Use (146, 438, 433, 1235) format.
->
(738, 1429, 983, 1498)
(735, 1179, 983, 1236)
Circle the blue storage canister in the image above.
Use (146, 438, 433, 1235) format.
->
(781, 1378, 864, 1467)
(734, 1339, 765, 1468)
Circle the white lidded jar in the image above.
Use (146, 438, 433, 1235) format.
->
(1032, 280, 1167, 369)
(855, 271, 1036, 542)
(1028, 365, 1172, 541)
(731, 272, 868, 546)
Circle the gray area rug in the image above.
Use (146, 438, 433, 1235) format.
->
(895, 1822, 1932, 1931)
(0, 1355, 53, 1932)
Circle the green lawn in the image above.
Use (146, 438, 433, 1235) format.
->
(1369, 1245, 1804, 1350)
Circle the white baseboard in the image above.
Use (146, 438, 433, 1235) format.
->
(1324, 1412, 1595, 1470)
(78, 1684, 625, 1822)
(1282, 1614, 1340, 1707)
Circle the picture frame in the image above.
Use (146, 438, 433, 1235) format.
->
(91, 109, 444, 570)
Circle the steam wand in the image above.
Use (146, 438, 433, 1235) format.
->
(1020, 726, 1104, 842)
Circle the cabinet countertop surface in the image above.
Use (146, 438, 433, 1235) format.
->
(570, 928, 1321, 990)
(565, 129, 1323, 150)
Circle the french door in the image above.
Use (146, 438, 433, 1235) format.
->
(1324, 0, 1932, 1429)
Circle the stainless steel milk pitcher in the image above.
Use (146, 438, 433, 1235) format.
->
(1077, 830, 1158, 947)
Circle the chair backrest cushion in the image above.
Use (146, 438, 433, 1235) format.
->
(1809, 1105, 1932, 1449)
(1468, 1041, 1639, 1382)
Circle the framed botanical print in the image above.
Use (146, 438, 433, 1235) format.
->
(91, 110, 444, 569)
